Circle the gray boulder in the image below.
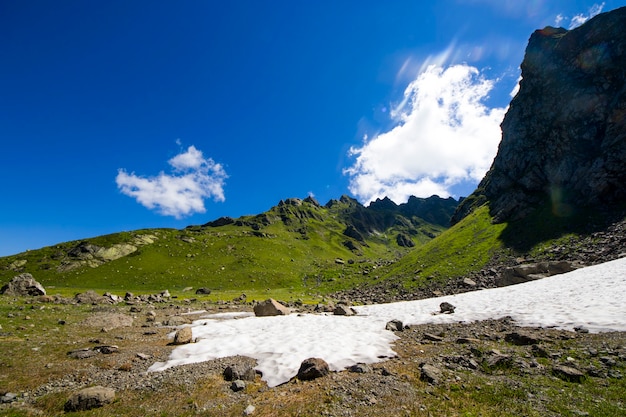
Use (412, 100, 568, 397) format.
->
(1, 273, 46, 296)
(64, 386, 115, 412)
(253, 299, 291, 316)
(173, 327, 193, 345)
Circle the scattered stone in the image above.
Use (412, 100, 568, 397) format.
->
(94, 345, 119, 354)
(136, 353, 151, 360)
(424, 333, 444, 342)
(333, 305, 356, 316)
(224, 364, 256, 381)
(64, 386, 115, 412)
(440, 302, 455, 314)
(462, 277, 477, 287)
(1, 273, 46, 296)
(81, 313, 133, 330)
(230, 380, 246, 392)
(574, 326, 590, 333)
(297, 358, 329, 381)
(173, 327, 193, 345)
(163, 316, 191, 326)
(385, 319, 404, 332)
(1, 393, 18, 404)
(347, 363, 372, 373)
(553, 365, 585, 383)
(456, 337, 480, 344)
(505, 331, 541, 345)
(420, 363, 442, 385)
(195, 287, 212, 295)
(74, 290, 109, 304)
(253, 299, 291, 317)
(67, 348, 97, 359)
(244, 404, 256, 415)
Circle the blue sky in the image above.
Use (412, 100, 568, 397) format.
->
(1, 0, 624, 256)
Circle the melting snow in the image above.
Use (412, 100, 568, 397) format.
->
(149, 257, 626, 387)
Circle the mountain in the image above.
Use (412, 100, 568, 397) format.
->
(0, 195, 457, 296)
(344, 6, 626, 302)
(453, 6, 626, 224)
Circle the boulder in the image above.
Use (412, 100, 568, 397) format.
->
(496, 261, 578, 286)
(419, 363, 442, 385)
(195, 287, 212, 295)
(173, 327, 193, 345)
(253, 299, 291, 317)
(553, 365, 585, 383)
(224, 364, 256, 381)
(64, 386, 115, 412)
(440, 302, 456, 314)
(385, 319, 404, 332)
(333, 305, 356, 316)
(297, 358, 329, 381)
(1, 273, 46, 296)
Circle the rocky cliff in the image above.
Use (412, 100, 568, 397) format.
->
(453, 6, 626, 223)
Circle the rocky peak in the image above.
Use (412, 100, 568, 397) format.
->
(453, 6, 626, 224)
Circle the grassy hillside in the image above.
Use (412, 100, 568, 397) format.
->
(0, 197, 447, 298)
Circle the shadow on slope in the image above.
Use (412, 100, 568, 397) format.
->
(497, 199, 626, 253)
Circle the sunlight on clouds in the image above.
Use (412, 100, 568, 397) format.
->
(564, 2, 605, 29)
(345, 64, 506, 205)
(116, 146, 227, 218)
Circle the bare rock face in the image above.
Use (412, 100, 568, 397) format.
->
(454, 7, 626, 223)
(64, 386, 115, 411)
(253, 298, 291, 316)
(0, 273, 46, 296)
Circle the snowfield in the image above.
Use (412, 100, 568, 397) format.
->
(149, 257, 626, 387)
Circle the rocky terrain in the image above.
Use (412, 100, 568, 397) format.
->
(0, 289, 624, 416)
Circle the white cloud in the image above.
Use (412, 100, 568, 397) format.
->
(344, 64, 506, 205)
(116, 146, 227, 218)
(567, 2, 605, 29)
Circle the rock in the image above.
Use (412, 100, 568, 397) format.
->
(80, 313, 133, 330)
(64, 386, 115, 411)
(333, 305, 356, 316)
(440, 302, 456, 314)
(505, 331, 542, 345)
(385, 319, 404, 332)
(224, 364, 256, 381)
(453, 7, 626, 224)
(347, 363, 372, 373)
(1, 273, 46, 296)
(424, 333, 444, 342)
(553, 365, 585, 383)
(396, 233, 415, 248)
(297, 358, 329, 381)
(74, 290, 109, 304)
(67, 348, 97, 359)
(462, 277, 477, 287)
(420, 363, 442, 385)
(253, 299, 291, 317)
(195, 287, 212, 295)
(173, 327, 193, 345)
(94, 345, 119, 354)
(230, 380, 246, 392)
(496, 261, 578, 286)
(0, 392, 17, 404)
(164, 316, 191, 326)
(244, 404, 256, 415)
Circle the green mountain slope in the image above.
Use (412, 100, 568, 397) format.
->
(0, 195, 456, 298)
